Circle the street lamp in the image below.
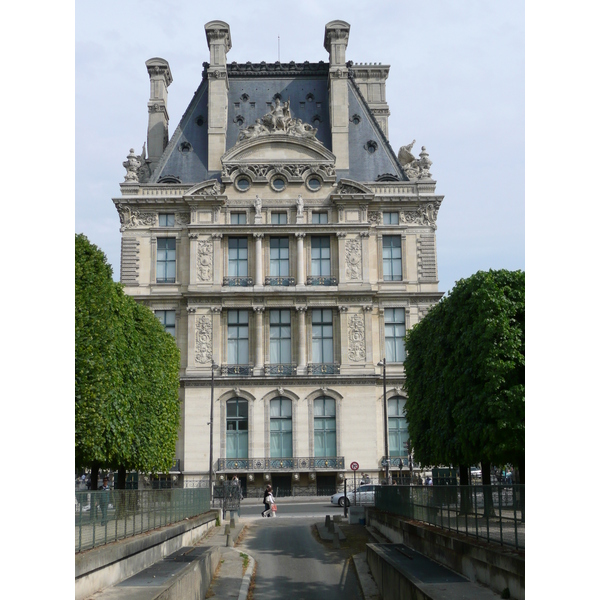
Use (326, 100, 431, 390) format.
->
(377, 358, 390, 484)
(208, 361, 219, 506)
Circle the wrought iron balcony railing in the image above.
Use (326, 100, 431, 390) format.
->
(306, 276, 338, 286)
(222, 365, 253, 376)
(307, 363, 340, 375)
(223, 276, 254, 287)
(381, 456, 419, 469)
(264, 276, 295, 286)
(217, 457, 345, 471)
(264, 364, 296, 376)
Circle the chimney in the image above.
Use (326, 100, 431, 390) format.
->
(204, 21, 232, 172)
(145, 57, 173, 168)
(324, 21, 351, 170)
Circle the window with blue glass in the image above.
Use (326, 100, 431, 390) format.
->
(269, 310, 291, 364)
(230, 213, 246, 225)
(159, 213, 175, 227)
(382, 235, 402, 281)
(228, 238, 248, 277)
(271, 212, 287, 225)
(312, 212, 328, 224)
(227, 310, 249, 365)
(270, 397, 292, 458)
(155, 310, 175, 336)
(314, 397, 336, 457)
(311, 236, 331, 276)
(227, 399, 248, 459)
(385, 308, 406, 362)
(312, 309, 334, 364)
(157, 238, 176, 283)
(269, 237, 289, 277)
(388, 397, 408, 457)
(383, 212, 399, 225)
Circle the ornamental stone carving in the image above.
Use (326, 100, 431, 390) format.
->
(116, 204, 157, 230)
(368, 211, 382, 225)
(175, 213, 191, 226)
(398, 141, 434, 180)
(399, 202, 441, 228)
(348, 314, 366, 362)
(195, 315, 213, 364)
(122, 148, 141, 183)
(345, 237, 362, 280)
(197, 239, 213, 282)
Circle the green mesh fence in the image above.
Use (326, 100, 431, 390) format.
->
(375, 484, 525, 550)
(75, 488, 210, 553)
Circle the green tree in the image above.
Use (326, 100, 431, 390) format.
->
(75, 234, 181, 488)
(404, 269, 525, 483)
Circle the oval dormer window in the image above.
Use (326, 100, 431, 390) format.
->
(236, 177, 251, 192)
(271, 177, 286, 192)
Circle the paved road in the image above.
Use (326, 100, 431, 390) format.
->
(237, 517, 362, 600)
(239, 499, 346, 520)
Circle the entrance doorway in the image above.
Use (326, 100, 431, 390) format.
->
(316, 475, 337, 496)
(271, 475, 292, 497)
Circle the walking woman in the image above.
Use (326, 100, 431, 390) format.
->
(261, 484, 273, 517)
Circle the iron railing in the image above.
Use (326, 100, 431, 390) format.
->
(217, 456, 345, 471)
(265, 276, 295, 286)
(264, 364, 296, 376)
(307, 363, 340, 375)
(223, 276, 254, 287)
(75, 487, 210, 553)
(375, 484, 525, 550)
(222, 365, 253, 376)
(306, 276, 338, 286)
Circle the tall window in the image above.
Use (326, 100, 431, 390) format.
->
(270, 310, 291, 364)
(382, 235, 402, 281)
(385, 308, 406, 362)
(159, 213, 175, 227)
(227, 399, 248, 458)
(383, 212, 399, 225)
(157, 238, 176, 283)
(270, 398, 292, 458)
(227, 310, 249, 365)
(311, 237, 331, 276)
(269, 238, 289, 276)
(230, 213, 246, 225)
(388, 397, 408, 457)
(312, 212, 328, 224)
(155, 310, 175, 336)
(312, 309, 334, 363)
(271, 212, 287, 224)
(228, 238, 248, 277)
(314, 397, 336, 457)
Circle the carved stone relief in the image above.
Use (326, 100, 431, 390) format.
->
(195, 315, 213, 364)
(116, 205, 157, 230)
(345, 237, 362, 280)
(348, 314, 366, 362)
(197, 239, 214, 282)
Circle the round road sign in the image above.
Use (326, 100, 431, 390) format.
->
(350, 462, 360, 471)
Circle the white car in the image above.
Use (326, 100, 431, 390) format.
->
(330, 484, 379, 507)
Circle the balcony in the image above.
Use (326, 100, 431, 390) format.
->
(217, 457, 345, 471)
(264, 364, 296, 376)
(223, 276, 254, 287)
(381, 456, 419, 469)
(264, 276, 295, 286)
(222, 365, 253, 376)
(306, 276, 338, 286)
(307, 363, 340, 375)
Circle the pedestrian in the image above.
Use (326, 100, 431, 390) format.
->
(261, 484, 273, 517)
(98, 476, 110, 525)
(232, 475, 243, 500)
(264, 487, 277, 518)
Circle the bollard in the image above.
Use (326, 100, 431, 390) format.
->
(225, 524, 231, 535)
(327, 520, 335, 533)
(332, 531, 340, 549)
(226, 533, 232, 547)
(230, 516, 236, 529)
(225, 510, 231, 522)
(325, 515, 331, 526)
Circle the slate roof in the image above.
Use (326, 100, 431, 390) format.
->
(149, 62, 406, 184)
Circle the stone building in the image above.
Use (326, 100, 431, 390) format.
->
(114, 20, 444, 495)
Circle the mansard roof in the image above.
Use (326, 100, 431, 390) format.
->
(149, 62, 406, 184)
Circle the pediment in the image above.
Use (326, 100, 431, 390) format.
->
(183, 179, 223, 198)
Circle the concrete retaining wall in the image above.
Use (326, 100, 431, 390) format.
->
(75, 510, 219, 600)
(367, 509, 524, 600)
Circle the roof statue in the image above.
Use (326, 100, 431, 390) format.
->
(398, 141, 433, 180)
(237, 98, 320, 143)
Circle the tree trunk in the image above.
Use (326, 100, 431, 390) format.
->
(90, 463, 99, 491)
(458, 464, 472, 515)
(481, 462, 496, 517)
(517, 455, 525, 523)
(117, 465, 127, 490)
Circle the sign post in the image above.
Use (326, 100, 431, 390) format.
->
(350, 462, 359, 507)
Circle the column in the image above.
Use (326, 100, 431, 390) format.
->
(295, 233, 306, 287)
(296, 307, 307, 375)
(254, 233, 264, 287)
(253, 307, 264, 376)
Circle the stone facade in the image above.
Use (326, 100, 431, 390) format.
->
(113, 20, 444, 494)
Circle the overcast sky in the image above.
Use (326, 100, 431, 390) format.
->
(75, 0, 524, 295)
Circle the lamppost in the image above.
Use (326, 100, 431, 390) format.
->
(208, 361, 219, 506)
(377, 358, 390, 484)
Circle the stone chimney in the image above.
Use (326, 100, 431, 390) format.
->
(324, 21, 351, 170)
(204, 20, 232, 172)
(145, 57, 173, 169)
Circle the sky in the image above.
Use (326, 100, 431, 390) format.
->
(75, 0, 524, 295)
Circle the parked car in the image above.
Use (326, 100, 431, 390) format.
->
(331, 484, 380, 507)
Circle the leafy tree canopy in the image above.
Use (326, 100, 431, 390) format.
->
(404, 269, 524, 470)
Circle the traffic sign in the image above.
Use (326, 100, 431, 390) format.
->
(350, 461, 359, 471)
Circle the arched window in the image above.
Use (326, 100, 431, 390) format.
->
(226, 399, 248, 458)
(388, 397, 408, 457)
(314, 397, 336, 457)
(270, 398, 292, 458)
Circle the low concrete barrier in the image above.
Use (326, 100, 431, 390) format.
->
(75, 510, 219, 600)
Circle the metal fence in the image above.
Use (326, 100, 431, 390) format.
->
(375, 484, 525, 550)
(75, 488, 210, 553)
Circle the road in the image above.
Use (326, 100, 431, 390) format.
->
(237, 516, 363, 600)
(239, 498, 346, 520)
